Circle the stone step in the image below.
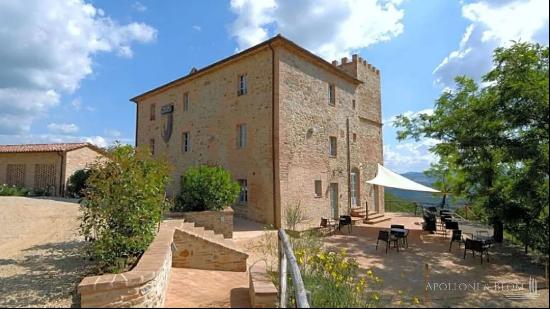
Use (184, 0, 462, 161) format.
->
(364, 216, 391, 225)
(366, 213, 385, 220)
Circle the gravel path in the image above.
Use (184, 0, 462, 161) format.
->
(0, 196, 92, 308)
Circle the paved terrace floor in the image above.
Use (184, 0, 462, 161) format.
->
(164, 214, 548, 308)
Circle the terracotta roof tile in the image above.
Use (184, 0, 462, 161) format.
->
(0, 143, 95, 153)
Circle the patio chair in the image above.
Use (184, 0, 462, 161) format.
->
(449, 229, 472, 251)
(390, 224, 409, 248)
(422, 213, 437, 233)
(444, 220, 459, 238)
(338, 215, 352, 234)
(464, 238, 490, 264)
(376, 230, 399, 254)
(320, 217, 337, 235)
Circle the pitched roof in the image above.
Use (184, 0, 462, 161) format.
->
(130, 34, 362, 103)
(0, 143, 100, 153)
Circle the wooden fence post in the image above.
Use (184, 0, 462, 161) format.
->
(424, 263, 430, 305)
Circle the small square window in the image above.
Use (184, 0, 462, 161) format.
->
(329, 136, 337, 157)
(238, 179, 248, 203)
(352, 99, 356, 110)
(314, 180, 322, 197)
(183, 92, 189, 111)
(353, 133, 357, 143)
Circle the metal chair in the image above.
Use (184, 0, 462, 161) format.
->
(449, 229, 471, 251)
(376, 230, 399, 253)
(338, 215, 352, 234)
(390, 224, 409, 248)
(464, 238, 490, 264)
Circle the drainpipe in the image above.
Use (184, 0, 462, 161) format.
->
(268, 43, 279, 228)
(56, 151, 65, 197)
(135, 101, 140, 147)
(346, 118, 351, 214)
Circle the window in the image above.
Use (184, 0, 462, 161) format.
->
(150, 103, 156, 121)
(6, 164, 25, 187)
(182, 132, 190, 152)
(237, 124, 247, 148)
(328, 84, 335, 106)
(238, 74, 247, 96)
(34, 164, 56, 189)
(183, 92, 189, 111)
(238, 179, 248, 203)
(352, 99, 356, 110)
(329, 136, 337, 157)
(150, 138, 155, 155)
(314, 180, 322, 197)
(352, 133, 357, 143)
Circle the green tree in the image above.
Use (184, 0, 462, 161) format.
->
(66, 169, 91, 198)
(394, 42, 549, 250)
(80, 144, 170, 273)
(175, 165, 240, 212)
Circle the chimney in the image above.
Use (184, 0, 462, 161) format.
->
(331, 60, 338, 66)
(352, 54, 358, 63)
(341, 57, 348, 64)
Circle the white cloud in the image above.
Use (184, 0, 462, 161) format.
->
(0, 133, 130, 148)
(47, 123, 80, 135)
(0, 0, 157, 135)
(192, 25, 202, 32)
(70, 98, 95, 112)
(384, 138, 439, 173)
(434, 0, 549, 88)
(383, 108, 434, 126)
(229, 0, 405, 60)
(132, 1, 147, 12)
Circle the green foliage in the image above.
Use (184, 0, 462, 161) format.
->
(284, 201, 309, 231)
(174, 165, 240, 212)
(0, 184, 29, 196)
(67, 169, 91, 198)
(394, 42, 549, 253)
(384, 191, 417, 214)
(287, 232, 415, 307)
(80, 144, 170, 273)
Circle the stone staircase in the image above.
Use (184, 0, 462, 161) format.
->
(350, 208, 391, 225)
(170, 220, 248, 272)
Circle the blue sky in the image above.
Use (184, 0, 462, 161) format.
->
(0, 0, 548, 173)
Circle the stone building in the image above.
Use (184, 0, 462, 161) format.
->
(131, 35, 384, 228)
(0, 143, 104, 196)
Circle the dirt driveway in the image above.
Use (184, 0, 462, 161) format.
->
(0, 196, 92, 308)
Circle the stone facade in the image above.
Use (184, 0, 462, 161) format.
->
(0, 143, 104, 196)
(132, 35, 384, 228)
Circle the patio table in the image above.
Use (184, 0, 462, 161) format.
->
(389, 228, 409, 248)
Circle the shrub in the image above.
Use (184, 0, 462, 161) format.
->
(67, 169, 91, 198)
(80, 144, 170, 273)
(0, 184, 29, 196)
(284, 200, 309, 232)
(174, 165, 240, 212)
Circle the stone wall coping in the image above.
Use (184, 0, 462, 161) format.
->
(77, 220, 183, 294)
(166, 206, 234, 217)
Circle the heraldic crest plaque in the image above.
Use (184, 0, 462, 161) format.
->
(161, 104, 174, 143)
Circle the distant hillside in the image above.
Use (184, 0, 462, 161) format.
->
(385, 172, 465, 210)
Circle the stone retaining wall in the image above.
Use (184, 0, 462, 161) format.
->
(169, 207, 234, 238)
(77, 220, 182, 308)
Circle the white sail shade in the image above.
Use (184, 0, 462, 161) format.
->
(366, 164, 440, 193)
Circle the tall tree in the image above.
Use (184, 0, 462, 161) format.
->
(395, 42, 549, 247)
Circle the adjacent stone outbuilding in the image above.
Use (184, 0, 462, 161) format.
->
(0, 143, 104, 196)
